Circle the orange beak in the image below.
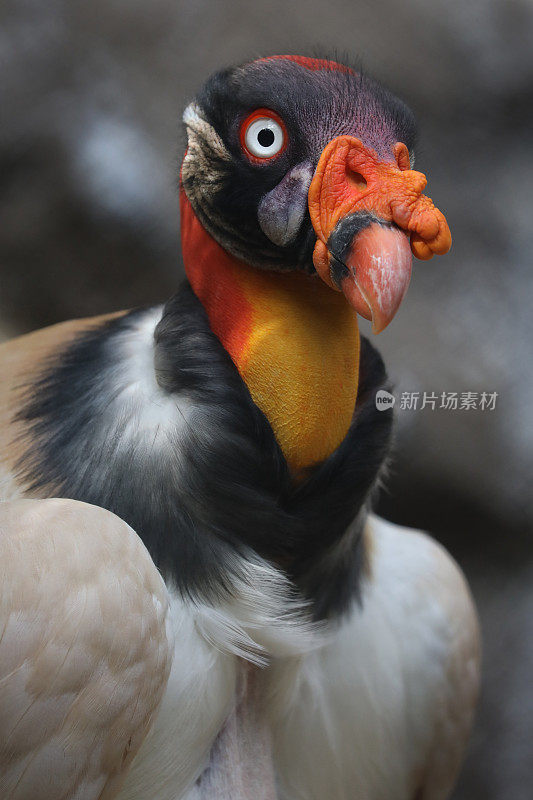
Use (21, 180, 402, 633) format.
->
(308, 136, 452, 333)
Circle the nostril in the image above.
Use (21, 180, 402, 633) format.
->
(346, 167, 367, 192)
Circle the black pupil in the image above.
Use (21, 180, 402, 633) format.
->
(257, 128, 275, 148)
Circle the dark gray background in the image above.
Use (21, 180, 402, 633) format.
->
(1, 1, 532, 796)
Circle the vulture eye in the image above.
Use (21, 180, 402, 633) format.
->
(240, 109, 287, 161)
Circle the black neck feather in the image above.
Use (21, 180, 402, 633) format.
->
(17, 281, 393, 618)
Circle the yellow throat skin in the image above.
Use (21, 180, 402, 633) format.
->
(181, 192, 360, 475)
(238, 270, 361, 475)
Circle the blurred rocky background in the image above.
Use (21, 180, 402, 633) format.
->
(1, 0, 531, 795)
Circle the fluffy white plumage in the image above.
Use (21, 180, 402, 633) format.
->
(265, 517, 480, 800)
(0, 501, 479, 800)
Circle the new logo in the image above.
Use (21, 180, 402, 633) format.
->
(375, 390, 396, 410)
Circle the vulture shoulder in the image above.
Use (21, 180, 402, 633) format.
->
(0, 498, 173, 800)
(0, 311, 128, 500)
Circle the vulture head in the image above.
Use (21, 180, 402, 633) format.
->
(180, 55, 451, 335)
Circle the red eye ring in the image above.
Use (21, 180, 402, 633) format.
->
(239, 108, 288, 163)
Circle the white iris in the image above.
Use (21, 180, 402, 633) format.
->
(245, 117, 284, 158)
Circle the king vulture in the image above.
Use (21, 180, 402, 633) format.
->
(0, 55, 480, 800)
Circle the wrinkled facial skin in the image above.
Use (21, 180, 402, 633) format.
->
(181, 57, 417, 273)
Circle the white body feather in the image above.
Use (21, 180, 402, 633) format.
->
(0, 498, 478, 800)
(0, 499, 173, 800)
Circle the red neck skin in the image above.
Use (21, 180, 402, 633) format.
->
(180, 188, 255, 368)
